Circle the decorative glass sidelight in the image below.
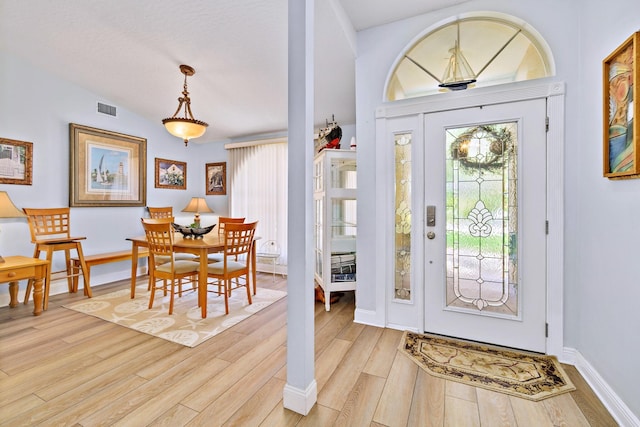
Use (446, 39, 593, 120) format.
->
(395, 133, 412, 300)
(445, 123, 519, 316)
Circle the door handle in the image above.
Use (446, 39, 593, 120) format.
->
(427, 231, 436, 239)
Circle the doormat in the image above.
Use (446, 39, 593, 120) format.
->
(399, 331, 575, 401)
(64, 283, 286, 348)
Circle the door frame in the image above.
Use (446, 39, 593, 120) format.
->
(375, 80, 565, 357)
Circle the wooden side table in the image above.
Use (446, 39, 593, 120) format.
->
(0, 256, 50, 316)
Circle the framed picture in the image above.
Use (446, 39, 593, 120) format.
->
(69, 123, 147, 207)
(603, 31, 640, 179)
(155, 157, 186, 190)
(0, 138, 33, 185)
(206, 162, 226, 195)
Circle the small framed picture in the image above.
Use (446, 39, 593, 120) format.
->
(0, 138, 33, 185)
(206, 162, 226, 195)
(603, 31, 640, 179)
(155, 158, 187, 190)
(69, 123, 146, 207)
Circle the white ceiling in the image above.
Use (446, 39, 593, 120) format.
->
(0, 0, 468, 143)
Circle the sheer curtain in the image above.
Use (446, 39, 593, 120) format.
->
(227, 141, 288, 270)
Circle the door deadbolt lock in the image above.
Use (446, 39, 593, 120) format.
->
(426, 231, 436, 239)
(426, 205, 436, 226)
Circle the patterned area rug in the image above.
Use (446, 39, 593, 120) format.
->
(399, 331, 575, 401)
(64, 283, 286, 348)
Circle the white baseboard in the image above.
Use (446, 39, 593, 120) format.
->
(563, 347, 639, 427)
(283, 380, 317, 415)
(353, 307, 384, 327)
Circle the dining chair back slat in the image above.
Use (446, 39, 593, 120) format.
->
(217, 216, 245, 236)
(147, 206, 173, 219)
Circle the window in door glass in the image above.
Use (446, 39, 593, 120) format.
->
(445, 123, 519, 316)
(395, 133, 412, 300)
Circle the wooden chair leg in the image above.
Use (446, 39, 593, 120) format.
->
(245, 274, 252, 305)
(169, 281, 176, 315)
(43, 249, 54, 310)
(75, 244, 91, 297)
(148, 273, 156, 309)
(64, 249, 73, 293)
(223, 280, 230, 314)
(23, 247, 41, 304)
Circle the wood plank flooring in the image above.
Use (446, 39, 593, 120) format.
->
(0, 274, 617, 426)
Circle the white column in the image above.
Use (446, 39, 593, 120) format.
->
(283, 0, 317, 416)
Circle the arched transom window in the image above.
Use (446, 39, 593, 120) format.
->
(386, 15, 554, 101)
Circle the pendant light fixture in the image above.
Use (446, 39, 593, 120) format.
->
(162, 64, 208, 146)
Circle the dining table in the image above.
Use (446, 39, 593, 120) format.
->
(126, 232, 259, 318)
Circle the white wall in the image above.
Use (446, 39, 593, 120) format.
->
(575, 0, 640, 419)
(354, 0, 639, 420)
(0, 52, 228, 302)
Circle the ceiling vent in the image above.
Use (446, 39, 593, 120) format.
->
(97, 102, 116, 116)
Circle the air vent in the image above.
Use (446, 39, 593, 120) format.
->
(97, 102, 116, 116)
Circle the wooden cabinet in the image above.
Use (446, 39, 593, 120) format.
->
(313, 149, 357, 311)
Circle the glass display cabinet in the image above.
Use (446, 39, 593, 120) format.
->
(313, 149, 357, 311)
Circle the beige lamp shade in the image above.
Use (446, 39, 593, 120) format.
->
(163, 118, 207, 143)
(181, 197, 213, 227)
(0, 191, 26, 218)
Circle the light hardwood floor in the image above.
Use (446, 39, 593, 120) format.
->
(0, 274, 617, 426)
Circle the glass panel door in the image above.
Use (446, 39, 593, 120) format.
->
(424, 99, 547, 352)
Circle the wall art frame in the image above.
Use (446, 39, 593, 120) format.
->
(0, 138, 33, 185)
(155, 157, 187, 190)
(70, 123, 147, 207)
(603, 31, 640, 179)
(206, 162, 226, 195)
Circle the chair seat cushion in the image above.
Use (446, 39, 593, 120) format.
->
(156, 260, 200, 274)
(206, 261, 245, 275)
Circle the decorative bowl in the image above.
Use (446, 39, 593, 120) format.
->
(171, 223, 215, 239)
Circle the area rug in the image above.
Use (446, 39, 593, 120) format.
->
(399, 331, 575, 401)
(64, 283, 287, 348)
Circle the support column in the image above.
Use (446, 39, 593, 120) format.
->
(283, 0, 317, 416)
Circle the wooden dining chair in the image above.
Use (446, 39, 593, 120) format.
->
(205, 221, 257, 314)
(141, 219, 199, 314)
(147, 206, 173, 219)
(217, 216, 245, 235)
(203, 216, 246, 263)
(22, 207, 90, 310)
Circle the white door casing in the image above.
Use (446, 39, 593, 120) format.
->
(375, 81, 565, 357)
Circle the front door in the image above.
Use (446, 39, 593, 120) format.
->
(424, 99, 547, 352)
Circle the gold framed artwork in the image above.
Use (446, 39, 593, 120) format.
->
(603, 31, 639, 179)
(206, 162, 226, 195)
(155, 157, 186, 190)
(0, 138, 33, 185)
(69, 123, 147, 207)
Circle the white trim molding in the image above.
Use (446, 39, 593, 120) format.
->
(283, 380, 318, 416)
(563, 347, 640, 427)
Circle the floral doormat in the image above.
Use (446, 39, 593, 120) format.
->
(64, 283, 286, 348)
(399, 331, 575, 401)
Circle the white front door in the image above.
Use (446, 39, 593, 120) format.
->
(423, 99, 547, 352)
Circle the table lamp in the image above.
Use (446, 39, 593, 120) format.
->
(0, 191, 27, 263)
(181, 197, 213, 228)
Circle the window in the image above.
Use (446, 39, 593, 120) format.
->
(386, 14, 553, 101)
